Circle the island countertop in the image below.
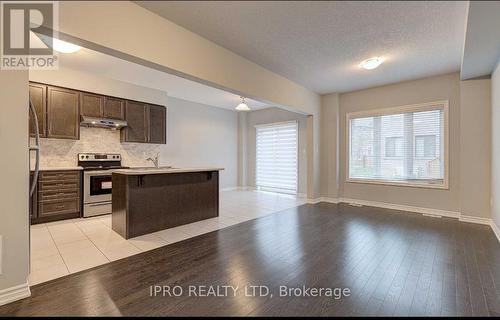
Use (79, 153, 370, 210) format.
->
(113, 167, 224, 175)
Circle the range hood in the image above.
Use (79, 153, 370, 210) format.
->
(80, 116, 128, 129)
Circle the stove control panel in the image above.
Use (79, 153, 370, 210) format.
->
(78, 153, 121, 162)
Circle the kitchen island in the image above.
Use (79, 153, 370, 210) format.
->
(111, 168, 223, 239)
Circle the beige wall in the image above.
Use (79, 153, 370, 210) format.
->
(492, 60, 500, 226)
(338, 73, 461, 212)
(0, 70, 30, 303)
(237, 112, 248, 187)
(30, 69, 238, 189)
(460, 79, 491, 218)
(245, 108, 308, 195)
(320, 94, 340, 198)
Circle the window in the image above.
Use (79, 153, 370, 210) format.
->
(256, 121, 298, 194)
(347, 101, 448, 188)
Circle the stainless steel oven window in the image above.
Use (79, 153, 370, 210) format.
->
(83, 171, 113, 205)
(89, 175, 112, 196)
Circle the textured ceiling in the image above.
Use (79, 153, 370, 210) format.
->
(137, 1, 468, 94)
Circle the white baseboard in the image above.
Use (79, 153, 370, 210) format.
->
(234, 186, 257, 191)
(0, 282, 30, 306)
(220, 186, 239, 192)
(339, 197, 460, 219)
(306, 198, 321, 204)
(319, 197, 340, 204)
(459, 215, 492, 225)
(490, 220, 500, 243)
(306, 197, 339, 204)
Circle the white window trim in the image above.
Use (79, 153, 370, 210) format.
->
(346, 100, 449, 190)
(255, 120, 299, 195)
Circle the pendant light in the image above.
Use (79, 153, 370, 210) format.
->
(235, 96, 251, 111)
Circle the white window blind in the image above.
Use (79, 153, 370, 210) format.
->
(348, 102, 447, 187)
(256, 121, 298, 194)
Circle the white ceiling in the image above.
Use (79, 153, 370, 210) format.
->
(56, 46, 269, 111)
(461, 1, 500, 80)
(137, 1, 468, 94)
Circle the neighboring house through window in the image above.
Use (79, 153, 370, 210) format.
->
(385, 136, 403, 158)
(347, 101, 448, 188)
(415, 135, 437, 158)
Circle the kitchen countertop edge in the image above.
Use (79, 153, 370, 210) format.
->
(113, 168, 225, 175)
(30, 166, 84, 172)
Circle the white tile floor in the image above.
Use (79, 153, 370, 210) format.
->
(29, 190, 306, 285)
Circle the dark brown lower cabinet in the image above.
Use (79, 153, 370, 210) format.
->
(112, 171, 219, 239)
(31, 170, 82, 224)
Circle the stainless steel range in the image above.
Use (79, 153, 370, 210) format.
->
(78, 153, 128, 217)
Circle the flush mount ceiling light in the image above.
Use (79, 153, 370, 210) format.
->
(360, 57, 384, 70)
(52, 38, 81, 53)
(235, 97, 251, 111)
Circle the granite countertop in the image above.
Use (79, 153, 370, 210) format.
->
(113, 167, 224, 175)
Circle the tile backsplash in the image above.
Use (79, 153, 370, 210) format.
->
(32, 127, 162, 168)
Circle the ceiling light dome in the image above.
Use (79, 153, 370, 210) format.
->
(235, 97, 250, 111)
(52, 38, 81, 53)
(360, 57, 384, 70)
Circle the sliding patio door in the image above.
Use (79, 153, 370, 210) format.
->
(255, 121, 298, 195)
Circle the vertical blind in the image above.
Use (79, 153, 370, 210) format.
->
(256, 121, 298, 194)
(348, 104, 446, 185)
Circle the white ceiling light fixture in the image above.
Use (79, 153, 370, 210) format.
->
(235, 96, 251, 111)
(360, 57, 384, 70)
(52, 38, 81, 54)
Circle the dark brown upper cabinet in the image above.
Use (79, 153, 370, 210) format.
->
(122, 102, 166, 144)
(29, 83, 47, 138)
(103, 97, 125, 120)
(81, 93, 125, 121)
(148, 104, 167, 144)
(29, 81, 165, 143)
(47, 86, 80, 140)
(122, 101, 148, 143)
(80, 92, 104, 118)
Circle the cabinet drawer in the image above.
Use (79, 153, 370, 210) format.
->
(39, 180, 79, 192)
(39, 200, 79, 216)
(39, 190, 79, 202)
(40, 171, 80, 181)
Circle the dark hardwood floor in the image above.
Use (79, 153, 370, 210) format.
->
(2, 202, 500, 316)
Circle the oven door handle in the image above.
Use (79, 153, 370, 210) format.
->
(86, 202, 112, 207)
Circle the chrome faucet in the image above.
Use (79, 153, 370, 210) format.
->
(146, 153, 159, 168)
